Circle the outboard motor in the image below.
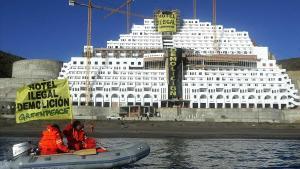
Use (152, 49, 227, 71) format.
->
(12, 142, 32, 159)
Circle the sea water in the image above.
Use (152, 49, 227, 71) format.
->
(0, 137, 299, 168)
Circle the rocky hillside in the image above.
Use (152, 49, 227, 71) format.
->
(278, 57, 300, 71)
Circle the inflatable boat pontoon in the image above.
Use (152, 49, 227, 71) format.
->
(10, 142, 150, 169)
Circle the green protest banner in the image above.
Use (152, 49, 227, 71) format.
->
(155, 11, 178, 33)
(15, 79, 72, 123)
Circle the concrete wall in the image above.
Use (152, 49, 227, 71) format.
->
(283, 109, 300, 123)
(2, 105, 299, 123)
(12, 59, 62, 79)
(73, 106, 119, 120)
(157, 108, 300, 123)
(0, 78, 44, 100)
(0, 78, 45, 115)
(0, 101, 15, 115)
(0, 59, 62, 115)
(0, 106, 120, 120)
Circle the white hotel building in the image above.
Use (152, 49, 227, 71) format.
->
(59, 18, 300, 109)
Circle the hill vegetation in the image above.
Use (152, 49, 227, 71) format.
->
(278, 57, 300, 71)
(0, 50, 24, 78)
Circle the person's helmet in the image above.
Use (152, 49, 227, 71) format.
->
(51, 124, 61, 131)
(72, 120, 83, 130)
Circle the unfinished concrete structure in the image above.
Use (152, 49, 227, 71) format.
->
(0, 59, 62, 116)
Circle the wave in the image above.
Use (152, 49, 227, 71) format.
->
(0, 160, 12, 169)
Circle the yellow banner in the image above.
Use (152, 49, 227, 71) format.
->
(156, 11, 177, 33)
(15, 79, 73, 123)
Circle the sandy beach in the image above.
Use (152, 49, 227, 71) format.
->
(0, 119, 300, 139)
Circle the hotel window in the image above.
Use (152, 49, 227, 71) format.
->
(73, 61, 77, 64)
(80, 61, 84, 65)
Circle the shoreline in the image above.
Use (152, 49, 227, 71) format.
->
(0, 119, 300, 139)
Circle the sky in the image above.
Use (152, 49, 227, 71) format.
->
(0, 0, 300, 61)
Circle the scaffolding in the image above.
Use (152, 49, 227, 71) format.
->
(184, 53, 258, 69)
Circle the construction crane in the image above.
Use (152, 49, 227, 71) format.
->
(193, 0, 197, 19)
(68, 0, 147, 106)
(212, 0, 219, 55)
(212, 0, 216, 26)
(70, 0, 146, 19)
(104, 0, 134, 33)
(126, 0, 132, 33)
(69, 0, 93, 106)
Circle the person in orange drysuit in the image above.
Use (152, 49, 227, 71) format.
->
(63, 120, 87, 150)
(63, 120, 107, 152)
(38, 124, 72, 155)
